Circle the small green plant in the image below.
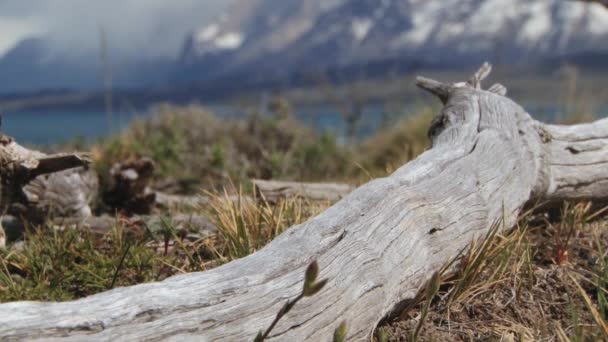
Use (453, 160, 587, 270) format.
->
(377, 326, 389, 342)
(569, 273, 608, 339)
(594, 232, 608, 321)
(0, 224, 159, 301)
(254, 260, 328, 341)
(333, 321, 348, 342)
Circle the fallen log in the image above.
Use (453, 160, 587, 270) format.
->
(253, 179, 354, 202)
(153, 190, 211, 209)
(0, 132, 91, 247)
(22, 167, 98, 219)
(1, 63, 607, 341)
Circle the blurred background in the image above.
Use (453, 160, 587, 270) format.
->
(5, 3, 608, 336)
(0, 0, 607, 146)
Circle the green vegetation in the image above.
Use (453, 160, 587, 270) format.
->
(0, 192, 328, 302)
(91, 101, 432, 193)
(93, 104, 357, 191)
(254, 260, 329, 342)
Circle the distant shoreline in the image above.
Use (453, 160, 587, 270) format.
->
(2, 67, 607, 113)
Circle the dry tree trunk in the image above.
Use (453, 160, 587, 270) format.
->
(0, 134, 92, 246)
(252, 179, 354, 202)
(1, 63, 608, 341)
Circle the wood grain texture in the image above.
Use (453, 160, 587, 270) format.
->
(0, 135, 91, 247)
(1, 64, 606, 341)
(23, 167, 98, 219)
(253, 179, 354, 202)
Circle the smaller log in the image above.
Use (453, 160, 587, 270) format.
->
(153, 190, 253, 210)
(0, 132, 91, 248)
(0, 134, 91, 209)
(252, 179, 354, 202)
(23, 167, 98, 219)
(153, 191, 210, 209)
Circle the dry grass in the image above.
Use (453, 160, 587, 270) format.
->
(0, 191, 330, 302)
(203, 188, 329, 261)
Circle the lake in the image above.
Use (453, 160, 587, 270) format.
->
(3, 102, 607, 147)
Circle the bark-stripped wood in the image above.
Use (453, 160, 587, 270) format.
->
(156, 180, 353, 209)
(0, 133, 91, 246)
(23, 167, 98, 219)
(153, 191, 212, 209)
(1, 63, 608, 341)
(253, 179, 354, 202)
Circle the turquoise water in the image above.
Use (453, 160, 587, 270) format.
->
(3, 103, 607, 147)
(2, 103, 398, 146)
(3, 110, 144, 146)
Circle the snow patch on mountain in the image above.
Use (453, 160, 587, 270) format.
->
(196, 25, 219, 43)
(351, 18, 373, 41)
(215, 33, 244, 49)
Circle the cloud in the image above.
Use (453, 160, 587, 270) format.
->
(0, 0, 231, 59)
(0, 18, 43, 56)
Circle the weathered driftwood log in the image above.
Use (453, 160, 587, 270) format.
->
(23, 167, 98, 219)
(2, 63, 608, 341)
(155, 179, 347, 209)
(153, 191, 211, 209)
(0, 133, 91, 246)
(253, 179, 354, 202)
(0, 135, 91, 210)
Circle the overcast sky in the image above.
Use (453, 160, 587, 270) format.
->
(0, 0, 230, 59)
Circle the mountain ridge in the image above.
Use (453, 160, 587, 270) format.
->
(178, 0, 608, 82)
(1, 0, 608, 94)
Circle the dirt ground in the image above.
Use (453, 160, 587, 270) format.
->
(379, 209, 607, 341)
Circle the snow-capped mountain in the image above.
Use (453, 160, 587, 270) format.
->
(2, 0, 607, 95)
(178, 0, 608, 81)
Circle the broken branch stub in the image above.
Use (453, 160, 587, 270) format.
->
(0, 133, 93, 216)
(1, 63, 608, 341)
(0, 132, 93, 246)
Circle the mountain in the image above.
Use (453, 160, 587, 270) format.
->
(0, 38, 98, 93)
(0, 36, 175, 94)
(178, 0, 608, 83)
(2, 0, 607, 96)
